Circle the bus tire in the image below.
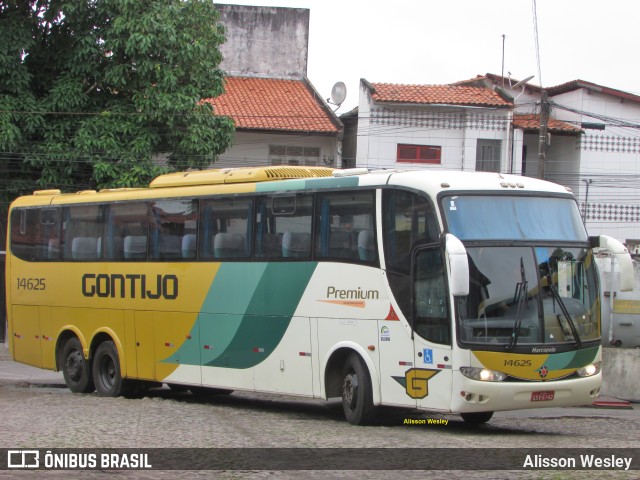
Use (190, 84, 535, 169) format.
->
(341, 352, 375, 425)
(460, 411, 494, 424)
(93, 341, 125, 397)
(60, 337, 94, 394)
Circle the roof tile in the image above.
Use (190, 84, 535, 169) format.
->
(370, 82, 511, 107)
(513, 114, 582, 134)
(205, 77, 340, 134)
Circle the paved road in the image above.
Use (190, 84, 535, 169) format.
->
(1, 343, 638, 479)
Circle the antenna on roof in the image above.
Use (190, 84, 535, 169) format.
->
(326, 81, 347, 111)
(512, 75, 535, 104)
(512, 75, 534, 89)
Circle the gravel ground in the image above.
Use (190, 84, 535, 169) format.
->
(1, 343, 638, 479)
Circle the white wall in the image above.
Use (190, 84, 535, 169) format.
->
(356, 83, 512, 172)
(553, 89, 640, 242)
(216, 131, 341, 169)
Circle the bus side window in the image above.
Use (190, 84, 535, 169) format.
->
(62, 205, 104, 261)
(383, 189, 439, 275)
(255, 194, 312, 261)
(10, 209, 38, 261)
(105, 202, 149, 261)
(315, 191, 376, 263)
(413, 246, 451, 345)
(199, 198, 252, 260)
(149, 199, 197, 261)
(39, 208, 61, 261)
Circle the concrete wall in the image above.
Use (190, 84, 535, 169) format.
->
(216, 4, 309, 79)
(601, 347, 640, 402)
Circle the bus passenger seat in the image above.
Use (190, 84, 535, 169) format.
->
(47, 239, 60, 260)
(282, 232, 311, 258)
(259, 233, 282, 257)
(181, 234, 196, 259)
(123, 235, 147, 260)
(328, 230, 353, 258)
(71, 237, 99, 261)
(213, 232, 245, 258)
(358, 230, 376, 261)
(159, 235, 181, 259)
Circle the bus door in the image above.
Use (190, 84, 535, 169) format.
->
(410, 246, 453, 412)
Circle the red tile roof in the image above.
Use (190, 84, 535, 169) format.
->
(368, 82, 512, 107)
(513, 114, 582, 134)
(205, 77, 341, 134)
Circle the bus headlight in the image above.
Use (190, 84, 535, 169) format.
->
(460, 367, 507, 382)
(577, 362, 601, 377)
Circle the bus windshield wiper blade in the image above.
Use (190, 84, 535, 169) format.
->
(548, 284, 582, 348)
(506, 258, 528, 351)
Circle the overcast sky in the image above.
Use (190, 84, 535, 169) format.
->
(219, 0, 640, 113)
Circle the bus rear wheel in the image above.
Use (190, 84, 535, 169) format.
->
(341, 353, 375, 425)
(60, 337, 94, 393)
(93, 341, 126, 397)
(460, 411, 494, 424)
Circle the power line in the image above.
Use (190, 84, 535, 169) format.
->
(531, 0, 543, 88)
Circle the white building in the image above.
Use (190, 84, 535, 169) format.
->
(352, 79, 515, 173)
(346, 74, 640, 244)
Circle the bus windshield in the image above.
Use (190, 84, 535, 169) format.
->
(456, 246, 600, 348)
(441, 195, 587, 242)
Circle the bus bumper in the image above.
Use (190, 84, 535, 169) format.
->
(450, 371, 602, 414)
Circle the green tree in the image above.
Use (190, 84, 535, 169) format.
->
(0, 0, 234, 207)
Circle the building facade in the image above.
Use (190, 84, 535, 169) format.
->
(347, 74, 640, 244)
(351, 79, 515, 173)
(211, 4, 343, 169)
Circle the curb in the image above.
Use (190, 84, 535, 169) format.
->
(591, 398, 634, 409)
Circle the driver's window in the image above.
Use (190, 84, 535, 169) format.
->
(413, 247, 450, 345)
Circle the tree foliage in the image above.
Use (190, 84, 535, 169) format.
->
(0, 0, 235, 207)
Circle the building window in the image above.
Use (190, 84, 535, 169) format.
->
(397, 144, 441, 164)
(269, 145, 321, 166)
(475, 139, 502, 172)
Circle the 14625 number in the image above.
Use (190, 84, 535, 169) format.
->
(17, 278, 46, 291)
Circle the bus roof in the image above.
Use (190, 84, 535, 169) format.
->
(383, 169, 573, 198)
(10, 167, 573, 208)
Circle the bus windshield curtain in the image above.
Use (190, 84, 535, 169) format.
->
(444, 196, 587, 241)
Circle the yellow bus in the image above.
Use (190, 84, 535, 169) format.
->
(5, 166, 633, 424)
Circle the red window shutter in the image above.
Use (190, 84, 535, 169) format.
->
(397, 144, 441, 164)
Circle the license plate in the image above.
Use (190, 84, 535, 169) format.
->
(531, 391, 555, 401)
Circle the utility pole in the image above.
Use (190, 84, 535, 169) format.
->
(537, 89, 550, 179)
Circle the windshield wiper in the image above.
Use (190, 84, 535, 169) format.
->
(548, 281, 582, 348)
(506, 258, 528, 351)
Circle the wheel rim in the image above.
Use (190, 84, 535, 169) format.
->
(98, 355, 116, 389)
(65, 350, 84, 383)
(343, 370, 359, 412)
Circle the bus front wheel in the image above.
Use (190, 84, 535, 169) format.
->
(93, 341, 126, 397)
(341, 353, 374, 425)
(60, 337, 94, 393)
(460, 411, 494, 424)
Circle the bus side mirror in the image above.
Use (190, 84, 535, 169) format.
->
(590, 234, 635, 292)
(445, 234, 469, 296)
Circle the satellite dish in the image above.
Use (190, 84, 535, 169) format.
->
(330, 82, 347, 106)
(512, 75, 534, 89)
